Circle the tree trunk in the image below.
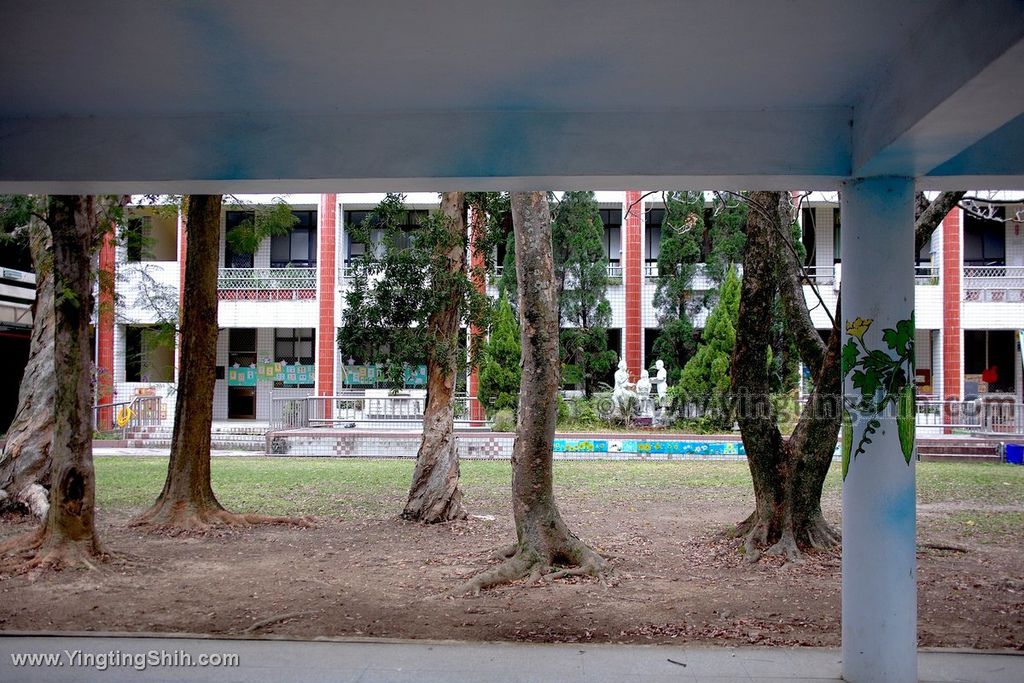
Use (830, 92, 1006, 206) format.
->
(734, 190, 963, 562)
(460, 192, 605, 594)
(1, 196, 108, 571)
(732, 191, 841, 562)
(402, 191, 468, 523)
(0, 219, 55, 519)
(131, 196, 309, 532)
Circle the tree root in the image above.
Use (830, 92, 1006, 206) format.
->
(0, 484, 50, 520)
(737, 512, 840, 564)
(456, 542, 608, 596)
(130, 500, 315, 535)
(0, 528, 111, 578)
(242, 610, 318, 634)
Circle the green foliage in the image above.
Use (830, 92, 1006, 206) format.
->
(224, 200, 298, 255)
(651, 318, 695, 385)
(676, 265, 741, 429)
(652, 191, 704, 378)
(704, 196, 748, 288)
(552, 192, 616, 396)
(337, 193, 490, 392)
(478, 294, 522, 415)
(491, 409, 516, 432)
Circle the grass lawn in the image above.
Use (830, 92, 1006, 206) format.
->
(94, 457, 1024, 518)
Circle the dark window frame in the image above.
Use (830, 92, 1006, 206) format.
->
(270, 210, 317, 268)
(600, 208, 623, 265)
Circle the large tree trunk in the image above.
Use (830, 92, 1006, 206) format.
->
(0, 219, 55, 519)
(733, 191, 841, 562)
(132, 196, 308, 532)
(733, 190, 958, 562)
(460, 192, 605, 594)
(402, 191, 468, 523)
(1, 196, 108, 572)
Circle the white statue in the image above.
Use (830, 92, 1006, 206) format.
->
(612, 359, 636, 413)
(636, 368, 653, 416)
(652, 359, 669, 405)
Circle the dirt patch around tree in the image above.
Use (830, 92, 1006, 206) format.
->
(2, 479, 1021, 650)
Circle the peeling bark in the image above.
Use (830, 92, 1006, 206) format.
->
(131, 195, 309, 533)
(459, 192, 606, 595)
(1, 196, 108, 572)
(0, 219, 55, 519)
(402, 192, 468, 523)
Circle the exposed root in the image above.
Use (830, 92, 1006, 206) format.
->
(489, 543, 519, 560)
(17, 484, 49, 520)
(738, 511, 840, 564)
(242, 610, 318, 634)
(741, 519, 770, 563)
(456, 541, 608, 596)
(919, 542, 968, 553)
(802, 515, 841, 550)
(131, 500, 314, 535)
(765, 527, 804, 564)
(0, 484, 50, 520)
(0, 528, 111, 578)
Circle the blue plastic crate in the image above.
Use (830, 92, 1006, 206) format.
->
(1007, 444, 1024, 465)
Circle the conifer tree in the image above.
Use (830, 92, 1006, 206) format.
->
(677, 265, 741, 428)
(478, 293, 521, 415)
(552, 191, 615, 396)
(652, 191, 704, 383)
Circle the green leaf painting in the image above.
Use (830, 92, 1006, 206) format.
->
(841, 314, 916, 479)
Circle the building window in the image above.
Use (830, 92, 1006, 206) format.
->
(124, 325, 174, 383)
(646, 208, 663, 263)
(964, 330, 1015, 394)
(963, 207, 1005, 266)
(600, 209, 622, 265)
(225, 211, 255, 268)
(345, 209, 427, 262)
(832, 208, 841, 263)
(274, 328, 315, 388)
(801, 207, 817, 267)
(270, 210, 317, 267)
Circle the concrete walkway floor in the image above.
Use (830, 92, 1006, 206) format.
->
(1, 634, 1021, 683)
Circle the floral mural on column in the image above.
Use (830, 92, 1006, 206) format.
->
(841, 313, 916, 479)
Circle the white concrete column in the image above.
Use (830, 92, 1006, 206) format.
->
(840, 177, 917, 683)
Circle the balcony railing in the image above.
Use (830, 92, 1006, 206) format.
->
(218, 267, 317, 301)
(963, 265, 1024, 302)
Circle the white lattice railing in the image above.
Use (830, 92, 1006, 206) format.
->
(963, 265, 1024, 302)
(217, 268, 317, 300)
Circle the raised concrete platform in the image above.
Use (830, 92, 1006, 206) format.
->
(0, 635, 1020, 683)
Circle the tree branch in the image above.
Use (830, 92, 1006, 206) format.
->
(915, 191, 965, 253)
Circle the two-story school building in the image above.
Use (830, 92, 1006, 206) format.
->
(97, 191, 1024, 424)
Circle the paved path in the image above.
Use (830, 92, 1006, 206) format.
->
(1, 635, 1021, 682)
(94, 448, 260, 458)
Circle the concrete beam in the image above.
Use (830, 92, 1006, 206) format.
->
(852, 0, 1024, 178)
(0, 109, 851, 194)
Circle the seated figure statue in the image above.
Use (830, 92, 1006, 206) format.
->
(612, 359, 637, 415)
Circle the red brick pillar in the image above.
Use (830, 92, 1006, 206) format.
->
(317, 194, 338, 419)
(942, 206, 962, 431)
(96, 226, 117, 430)
(467, 206, 487, 424)
(624, 190, 643, 381)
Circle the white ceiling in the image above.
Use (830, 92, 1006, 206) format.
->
(1, 0, 1023, 191)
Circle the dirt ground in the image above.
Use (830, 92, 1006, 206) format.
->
(1, 481, 1021, 650)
